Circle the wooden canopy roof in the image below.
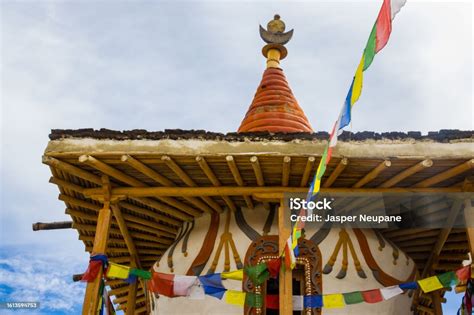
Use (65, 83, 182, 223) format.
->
(43, 129, 473, 314)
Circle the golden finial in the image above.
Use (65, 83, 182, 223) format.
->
(259, 14, 293, 68)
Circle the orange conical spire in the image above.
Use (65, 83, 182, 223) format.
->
(238, 15, 313, 133)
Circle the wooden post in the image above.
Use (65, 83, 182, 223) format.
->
(82, 176, 113, 315)
(278, 199, 292, 315)
(125, 261, 138, 315)
(431, 291, 443, 315)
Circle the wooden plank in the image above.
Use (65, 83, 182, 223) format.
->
(282, 156, 291, 187)
(82, 176, 113, 315)
(300, 157, 316, 187)
(278, 199, 292, 315)
(352, 160, 391, 188)
(250, 156, 265, 186)
(323, 157, 348, 188)
(226, 156, 253, 209)
(379, 159, 433, 188)
(414, 159, 474, 188)
(162, 155, 222, 213)
(196, 156, 236, 212)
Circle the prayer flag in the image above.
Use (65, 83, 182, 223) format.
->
(304, 295, 322, 308)
(456, 266, 471, 282)
(418, 276, 444, 293)
(245, 263, 269, 285)
(245, 292, 263, 308)
(81, 260, 103, 282)
(375, 0, 392, 52)
(149, 272, 175, 297)
(380, 285, 403, 300)
(293, 295, 304, 311)
(343, 291, 364, 305)
(265, 294, 279, 309)
(221, 270, 244, 281)
(363, 24, 377, 70)
(106, 263, 130, 279)
(351, 56, 365, 106)
(198, 273, 226, 299)
(225, 290, 246, 306)
(362, 289, 383, 303)
(130, 268, 151, 280)
(173, 275, 197, 296)
(338, 79, 354, 130)
(267, 258, 281, 278)
(399, 282, 418, 290)
(284, 239, 296, 269)
(390, 0, 407, 19)
(323, 294, 345, 308)
(438, 271, 459, 288)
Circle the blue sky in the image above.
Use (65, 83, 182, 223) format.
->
(0, 0, 472, 314)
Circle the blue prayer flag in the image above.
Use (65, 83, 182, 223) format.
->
(338, 79, 354, 130)
(304, 295, 323, 308)
(399, 282, 418, 290)
(198, 273, 226, 299)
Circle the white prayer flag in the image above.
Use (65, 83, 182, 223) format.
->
(173, 276, 198, 297)
(380, 285, 403, 300)
(292, 295, 304, 311)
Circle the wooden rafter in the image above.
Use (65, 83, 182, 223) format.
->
(379, 159, 433, 188)
(300, 156, 315, 187)
(161, 155, 222, 213)
(250, 156, 270, 210)
(83, 185, 464, 198)
(282, 156, 291, 187)
(226, 155, 254, 209)
(196, 156, 236, 212)
(78, 155, 198, 219)
(413, 159, 474, 187)
(323, 157, 348, 188)
(353, 160, 391, 188)
(122, 155, 214, 214)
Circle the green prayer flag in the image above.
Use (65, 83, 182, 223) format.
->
(244, 263, 270, 286)
(245, 292, 263, 308)
(437, 271, 459, 287)
(130, 268, 152, 280)
(316, 147, 328, 180)
(363, 24, 377, 71)
(343, 291, 364, 305)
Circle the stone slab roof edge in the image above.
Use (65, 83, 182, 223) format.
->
(49, 129, 473, 143)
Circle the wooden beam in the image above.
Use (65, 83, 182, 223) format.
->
(278, 199, 292, 314)
(379, 159, 433, 188)
(49, 176, 85, 193)
(43, 156, 102, 185)
(323, 157, 348, 188)
(196, 156, 236, 212)
(126, 262, 138, 315)
(353, 160, 391, 188)
(226, 156, 254, 209)
(161, 155, 222, 213)
(414, 159, 474, 188)
(250, 156, 265, 186)
(79, 235, 167, 249)
(282, 156, 291, 187)
(83, 185, 463, 198)
(300, 156, 316, 187)
(32, 221, 72, 231)
(78, 155, 197, 220)
(82, 176, 113, 315)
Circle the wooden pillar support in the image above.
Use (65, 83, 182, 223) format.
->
(278, 199, 292, 315)
(82, 176, 113, 315)
(125, 261, 138, 315)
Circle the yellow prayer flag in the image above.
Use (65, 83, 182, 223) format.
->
(323, 294, 345, 308)
(225, 290, 246, 306)
(418, 276, 443, 293)
(350, 55, 365, 106)
(106, 262, 130, 279)
(221, 270, 244, 281)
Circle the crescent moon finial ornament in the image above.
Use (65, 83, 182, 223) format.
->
(259, 14, 294, 45)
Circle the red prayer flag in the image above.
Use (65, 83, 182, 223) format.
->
(375, 0, 392, 52)
(456, 266, 471, 282)
(266, 294, 279, 309)
(267, 258, 281, 278)
(362, 289, 383, 303)
(81, 260, 102, 282)
(149, 272, 175, 297)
